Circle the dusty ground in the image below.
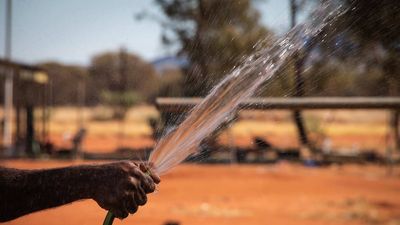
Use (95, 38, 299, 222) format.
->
(2, 160, 400, 225)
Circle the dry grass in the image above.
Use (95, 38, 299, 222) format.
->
(3, 105, 392, 153)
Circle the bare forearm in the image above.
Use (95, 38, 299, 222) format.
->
(0, 161, 160, 222)
(0, 165, 99, 222)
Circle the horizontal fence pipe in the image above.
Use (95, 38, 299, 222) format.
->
(156, 97, 400, 112)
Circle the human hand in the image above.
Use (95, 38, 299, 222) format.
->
(92, 161, 160, 219)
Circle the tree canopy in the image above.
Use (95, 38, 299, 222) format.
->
(88, 49, 159, 104)
(154, 0, 272, 96)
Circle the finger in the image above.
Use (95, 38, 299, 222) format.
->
(112, 208, 129, 220)
(125, 194, 138, 214)
(126, 177, 147, 205)
(148, 170, 161, 184)
(129, 165, 146, 178)
(141, 163, 161, 184)
(139, 163, 148, 173)
(128, 166, 155, 192)
(126, 171, 154, 195)
(140, 174, 156, 193)
(139, 163, 155, 174)
(139, 163, 161, 184)
(135, 186, 147, 206)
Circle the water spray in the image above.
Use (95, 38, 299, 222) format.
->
(102, 2, 346, 225)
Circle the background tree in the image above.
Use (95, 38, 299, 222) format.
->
(154, 0, 271, 96)
(40, 62, 87, 105)
(88, 49, 160, 148)
(88, 49, 159, 118)
(342, 0, 400, 152)
(286, 0, 400, 153)
(344, 0, 400, 96)
(157, 68, 184, 97)
(266, 0, 399, 98)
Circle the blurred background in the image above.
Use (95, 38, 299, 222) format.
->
(0, 0, 399, 225)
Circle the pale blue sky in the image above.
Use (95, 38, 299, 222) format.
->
(0, 0, 304, 66)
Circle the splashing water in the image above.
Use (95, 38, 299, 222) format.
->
(149, 3, 347, 175)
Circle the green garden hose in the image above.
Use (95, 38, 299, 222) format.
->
(103, 211, 115, 225)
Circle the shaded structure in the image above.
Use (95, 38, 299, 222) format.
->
(0, 59, 50, 156)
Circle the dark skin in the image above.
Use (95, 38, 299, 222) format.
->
(0, 161, 160, 222)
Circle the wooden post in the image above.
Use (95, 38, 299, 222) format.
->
(388, 110, 399, 174)
(393, 111, 399, 153)
(386, 111, 396, 174)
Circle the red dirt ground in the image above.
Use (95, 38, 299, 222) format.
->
(2, 160, 400, 225)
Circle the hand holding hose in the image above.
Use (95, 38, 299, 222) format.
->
(93, 161, 160, 219)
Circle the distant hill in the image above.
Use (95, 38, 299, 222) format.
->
(151, 56, 189, 74)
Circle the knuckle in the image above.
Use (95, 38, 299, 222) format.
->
(143, 177, 155, 192)
(139, 163, 147, 172)
(120, 160, 131, 166)
(120, 166, 130, 174)
(129, 177, 140, 186)
(120, 212, 129, 219)
(119, 161, 134, 171)
(132, 167, 143, 176)
(128, 204, 138, 214)
(141, 195, 148, 205)
(148, 183, 156, 192)
(123, 191, 131, 198)
(136, 191, 147, 205)
(126, 161, 136, 168)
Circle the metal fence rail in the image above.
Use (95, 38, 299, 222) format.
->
(156, 97, 400, 160)
(156, 97, 400, 112)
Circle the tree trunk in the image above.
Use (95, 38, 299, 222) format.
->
(290, 0, 311, 153)
(185, 0, 209, 97)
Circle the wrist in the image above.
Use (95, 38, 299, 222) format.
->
(73, 164, 104, 200)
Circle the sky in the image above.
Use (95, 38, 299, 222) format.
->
(0, 0, 305, 66)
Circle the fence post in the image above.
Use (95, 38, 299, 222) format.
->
(387, 110, 399, 175)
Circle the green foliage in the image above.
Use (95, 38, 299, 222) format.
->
(289, 0, 400, 97)
(88, 50, 160, 103)
(257, 66, 295, 97)
(87, 49, 160, 118)
(345, 0, 400, 49)
(154, 0, 271, 96)
(101, 90, 142, 119)
(101, 90, 142, 108)
(39, 49, 161, 107)
(39, 0, 400, 107)
(338, 0, 400, 96)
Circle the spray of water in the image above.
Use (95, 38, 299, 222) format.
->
(149, 3, 347, 175)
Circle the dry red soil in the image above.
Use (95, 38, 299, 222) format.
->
(2, 160, 400, 225)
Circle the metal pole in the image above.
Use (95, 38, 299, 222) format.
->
(290, 0, 296, 28)
(3, 0, 14, 153)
